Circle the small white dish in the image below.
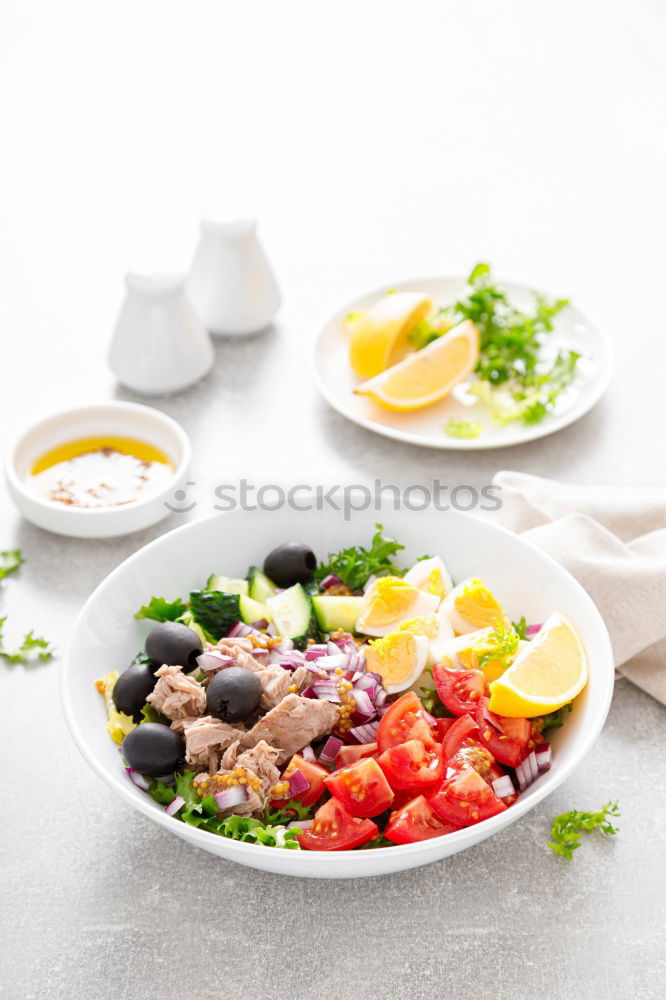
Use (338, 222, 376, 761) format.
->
(186, 218, 281, 336)
(109, 272, 214, 395)
(62, 505, 614, 878)
(313, 275, 614, 450)
(5, 402, 191, 538)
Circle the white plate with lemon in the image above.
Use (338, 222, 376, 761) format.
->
(313, 268, 613, 450)
(62, 504, 614, 878)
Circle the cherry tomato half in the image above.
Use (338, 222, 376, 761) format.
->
(385, 795, 461, 844)
(432, 664, 487, 717)
(324, 756, 394, 817)
(436, 717, 456, 742)
(278, 754, 329, 806)
(377, 739, 444, 791)
(297, 798, 378, 851)
(335, 743, 378, 769)
(428, 765, 507, 827)
(376, 691, 436, 753)
(475, 697, 531, 768)
(442, 714, 478, 762)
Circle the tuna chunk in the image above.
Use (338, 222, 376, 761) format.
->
(241, 694, 339, 763)
(255, 667, 294, 710)
(179, 715, 246, 772)
(193, 740, 281, 818)
(212, 639, 266, 674)
(146, 665, 206, 721)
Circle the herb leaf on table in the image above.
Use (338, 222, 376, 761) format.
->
(0, 549, 24, 580)
(0, 616, 55, 663)
(548, 801, 620, 860)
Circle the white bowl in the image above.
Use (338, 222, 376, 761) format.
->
(5, 402, 190, 538)
(61, 506, 614, 878)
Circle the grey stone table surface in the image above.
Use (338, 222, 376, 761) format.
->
(2, 2, 666, 998)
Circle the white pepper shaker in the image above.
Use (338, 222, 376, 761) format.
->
(186, 218, 281, 336)
(109, 272, 214, 395)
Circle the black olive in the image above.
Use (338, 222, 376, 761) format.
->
(112, 663, 158, 721)
(145, 621, 202, 669)
(122, 723, 185, 777)
(263, 542, 317, 588)
(206, 667, 262, 722)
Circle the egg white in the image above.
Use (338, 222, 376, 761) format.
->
(380, 634, 430, 694)
(356, 585, 440, 637)
(404, 555, 453, 598)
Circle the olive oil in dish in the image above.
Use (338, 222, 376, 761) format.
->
(28, 436, 175, 509)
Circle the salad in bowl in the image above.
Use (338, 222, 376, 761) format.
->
(97, 525, 591, 854)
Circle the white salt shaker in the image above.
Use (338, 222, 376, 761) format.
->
(186, 218, 281, 336)
(109, 272, 215, 395)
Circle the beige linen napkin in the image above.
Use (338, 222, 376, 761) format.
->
(493, 471, 666, 705)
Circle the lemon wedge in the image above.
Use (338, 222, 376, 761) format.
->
(365, 631, 429, 693)
(347, 291, 433, 377)
(354, 320, 479, 411)
(488, 612, 588, 717)
(441, 577, 508, 635)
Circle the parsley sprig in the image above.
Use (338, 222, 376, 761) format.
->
(315, 523, 405, 592)
(0, 617, 55, 663)
(548, 802, 620, 861)
(135, 596, 188, 622)
(0, 549, 24, 580)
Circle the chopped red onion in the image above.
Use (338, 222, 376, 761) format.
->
(525, 624, 543, 638)
(287, 819, 314, 830)
(301, 686, 316, 699)
(214, 785, 249, 810)
(319, 652, 348, 670)
(536, 745, 552, 772)
(304, 663, 329, 680)
(288, 769, 310, 797)
(312, 681, 341, 703)
(126, 768, 150, 792)
(527, 751, 538, 781)
(491, 775, 515, 799)
(272, 637, 295, 654)
(305, 646, 327, 660)
(374, 689, 389, 710)
(250, 618, 269, 630)
(327, 640, 341, 655)
(423, 709, 437, 727)
(228, 621, 253, 638)
(319, 735, 344, 765)
(197, 651, 235, 672)
(354, 672, 380, 691)
(349, 721, 379, 744)
(514, 759, 530, 791)
(165, 795, 185, 816)
(320, 573, 344, 590)
(300, 745, 317, 763)
(265, 623, 278, 637)
(351, 689, 375, 719)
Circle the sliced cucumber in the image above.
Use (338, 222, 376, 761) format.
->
(247, 566, 277, 604)
(205, 574, 248, 596)
(311, 595, 362, 634)
(267, 583, 319, 649)
(239, 595, 272, 625)
(189, 591, 271, 641)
